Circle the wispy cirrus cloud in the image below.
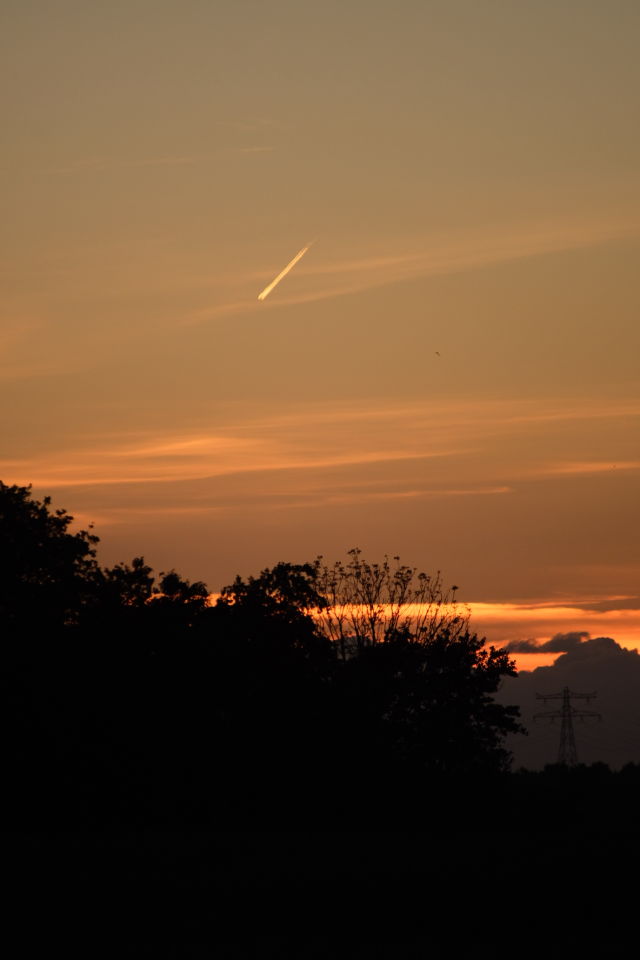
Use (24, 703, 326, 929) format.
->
(44, 155, 198, 175)
(187, 214, 640, 324)
(540, 460, 640, 476)
(233, 145, 275, 154)
(0, 444, 462, 490)
(316, 485, 512, 506)
(3, 394, 639, 490)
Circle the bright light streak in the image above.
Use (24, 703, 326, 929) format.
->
(257, 243, 312, 301)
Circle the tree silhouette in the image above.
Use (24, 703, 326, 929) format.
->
(157, 569, 209, 608)
(338, 626, 522, 775)
(1, 484, 526, 827)
(0, 481, 100, 633)
(218, 561, 326, 620)
(212, 555, 522, 779)
(101, 556, 156, 607)
(211, 561, 334, 710)
(312, 549, 467, 658)
(308, 550, 522, 775)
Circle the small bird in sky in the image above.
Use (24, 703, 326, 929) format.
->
(257, 242, 313, 301)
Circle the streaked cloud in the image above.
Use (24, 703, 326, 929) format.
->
(314, 485, 512, 507)
(321, 599, 640, 659)
(189, 214, 640, 324)
(541, 460, 640, 476)
(45, 155, 198, 175)
(470, 602, 640, 666)
(234, 145, 275, 154)
(3, 394, 638, 491)
(3, 395, 638, 634)
(67, 484, 512, 530)
(1, 446, 461, 490)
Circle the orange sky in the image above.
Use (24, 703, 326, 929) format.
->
(2, 1, 639, 657)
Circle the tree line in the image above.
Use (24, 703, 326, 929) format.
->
(3, 480, 637, 829)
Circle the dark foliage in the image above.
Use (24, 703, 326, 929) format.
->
(4, 483, 640, 952)
(2, 481, 525, 828)
(0, 481, 100, 632)
(337, 628, 522, 775)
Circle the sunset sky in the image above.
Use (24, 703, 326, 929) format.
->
(2, 1, 639, 661)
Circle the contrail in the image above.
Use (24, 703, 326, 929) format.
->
(257, 243, 312, 301)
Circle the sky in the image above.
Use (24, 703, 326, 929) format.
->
(2, 1, 639, 664)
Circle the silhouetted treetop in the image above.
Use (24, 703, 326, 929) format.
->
(0, 481, 100, 630)
(156, 570, 209, 607)
(311, 549, 467, 657)
(102, 556, 155, 607)
(1, 484, 210, 636)
(214, 552, 522, 772)
(214, 562, 332, 665)
(218, 561, 327, 620)
(101, 558, 209, 609)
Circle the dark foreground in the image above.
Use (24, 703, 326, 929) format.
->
(1, 485, 637, 951)
(4, 769, 639, 955)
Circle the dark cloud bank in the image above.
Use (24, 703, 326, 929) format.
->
(496, 633, 640, 770)
(504, 630, 590, 654)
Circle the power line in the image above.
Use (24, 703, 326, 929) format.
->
(534, 686, 602, 766)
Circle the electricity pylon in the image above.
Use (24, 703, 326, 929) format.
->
(534, 686, 602, 766)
